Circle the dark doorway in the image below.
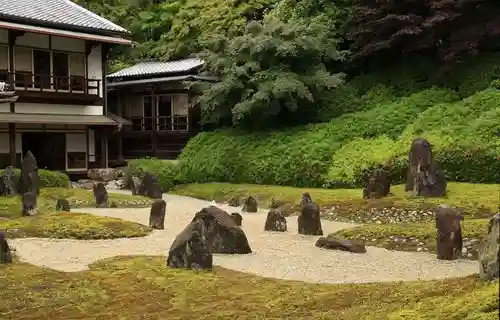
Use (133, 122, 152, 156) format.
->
(22, 132, 66, 171)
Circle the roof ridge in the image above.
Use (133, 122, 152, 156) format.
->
(61, 0, 129, 33)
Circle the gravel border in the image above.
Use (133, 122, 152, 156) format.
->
(8, 192, 478, 284)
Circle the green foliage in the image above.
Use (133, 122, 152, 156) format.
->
(326, 89, 500, 187)
(194, 14, 345, 127)
(179, 88, 457, 187)
(0, 168, 70, 188)
(127, 158, 180, 192)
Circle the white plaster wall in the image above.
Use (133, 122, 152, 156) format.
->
(0, 133, 22, 153)
(0, 29, 7, 44)
(173, 94, 189, 115)
(66, 133, 86, 152)
(130, 95, 143, 117)
(51, 36, 85, 53)
(87, 44, 103, 97)
(14, 46, 32, 71)
(0, 45, 7, 70)
(0, 104, 10, 113)
(15, 103, 103, 115)
(16, 32, 49, 49)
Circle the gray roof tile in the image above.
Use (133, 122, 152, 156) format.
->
(0, 0, 128, 34)
(107, 58, 204, 78)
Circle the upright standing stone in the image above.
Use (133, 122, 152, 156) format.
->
(138, 172, 156, 196)
(18, 151, 40, 196)
(479, 213, 500, 280)
(0, 232, 12, 264)
(242, 196, 257, 213)
(231, 212, 243, 226)
(264, 209, 287, 232)
(149, 199, 166, 229)
(298, 202, 323, 235)
(405, 138, 447, 197)
(146, 182, 163, 199)
(55, 198, 71, 212)
(0, 166, 18, 196)
(21, 191, 37, 216)
(93, 183, 108, 208)
(127, 175, 141, 196)
(435, 205, 463, 260)
(299, 192, 312, 207)
(362, 168, 390, 199)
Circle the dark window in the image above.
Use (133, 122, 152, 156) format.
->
(157, 95, 172, 130)
(33, 50, 51, 89)
(53, 52, 69, 91)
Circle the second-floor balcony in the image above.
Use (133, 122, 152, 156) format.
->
(0, 72, 101, 103)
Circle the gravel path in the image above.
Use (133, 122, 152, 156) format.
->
(8, 192, 478, 284)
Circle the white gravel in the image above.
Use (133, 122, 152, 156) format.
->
(8, 192, 479, 284)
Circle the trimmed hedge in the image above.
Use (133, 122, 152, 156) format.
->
(127, 158, 180, 192)
(177, 88, 459, 187)
(0, 168, 70, 188)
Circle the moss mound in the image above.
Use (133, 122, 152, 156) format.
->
(0, 256, 497, 319)
(0, 212, 151, 239)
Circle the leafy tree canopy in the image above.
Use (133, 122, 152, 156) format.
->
(193, 13, 345, 128)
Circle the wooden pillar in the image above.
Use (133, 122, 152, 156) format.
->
(8, 124, 16, 166)
(100, 129, 108, 168)
(116, 90, 124, 162)
(151, 87, 157, 157)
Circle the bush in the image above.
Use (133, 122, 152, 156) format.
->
(325, 89, 500, 186)
(178, 88, 459, 187)
(127, 158, 180, 192)
(0, 168, 70, 188)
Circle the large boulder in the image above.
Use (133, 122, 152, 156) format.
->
(149, 199, 166, 229)
(87, 168, 117, 182)
(264, 209, 287, 232)
(18, 151, 39, 196)
(362, 168, 390, 199)
(166, 218, 213, 270)
(0, 232, 12, 264)
(479, 213, 500, 280)
(316, 237, 367, 253)
(298, 202, 323, 235)
(242, 196, 258, 213)
(405, 138, 447, 197)
(194, 206, 252, 254)
(93, 182, 109, 208)
(435, 205, 463, 260)
(0, 166, 17, 196)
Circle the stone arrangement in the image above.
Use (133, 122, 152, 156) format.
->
(315, 237, 367, 253)
(362, 168, 390, 199)
(138, 173, 162, 199)
(231, 212, 243, 226)
(21, 191, 37, 216)
(56, 198, 71, 212)
(298, 194, 323, 236)
(0, 232, 12, 264)
(269, 198, 284, 209)
(0, 166, 17, 196)
(18, 151, 40, 196)
(242, 196, 258, 213)
(264, 209, 287, 232)
(166, 218, 214, 270)
(478, 213, 500, 280)
(149, 199, 166, 229)
(435, 205, 463, 260)
(93, 182, 109, 208)
(228, 196, 240, 207)
(127, 175, 141, 196)
(405, 138, 447, 197)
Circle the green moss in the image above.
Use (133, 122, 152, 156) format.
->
(331, 219, 489, 257)
(171, 182, 499, 219)
(0, 212, 151, 239)
(0, 188, 153, 219)
(0, 256, 497, 319)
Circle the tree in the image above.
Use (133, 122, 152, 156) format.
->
(192, 15, 345, 128)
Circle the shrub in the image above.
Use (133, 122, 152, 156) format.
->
(178, 88, 458, 187)
(127, 158, 180, 192)
(0, 168, 70, 188)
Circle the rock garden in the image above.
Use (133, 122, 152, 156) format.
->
(0, 143, 498, 319)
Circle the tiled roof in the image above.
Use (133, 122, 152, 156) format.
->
(0, 0, 128, 34)
(107, 58, 204, 78)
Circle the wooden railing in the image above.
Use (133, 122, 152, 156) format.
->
(0, 71, 100, 96)
(130, 116, 189, 132)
